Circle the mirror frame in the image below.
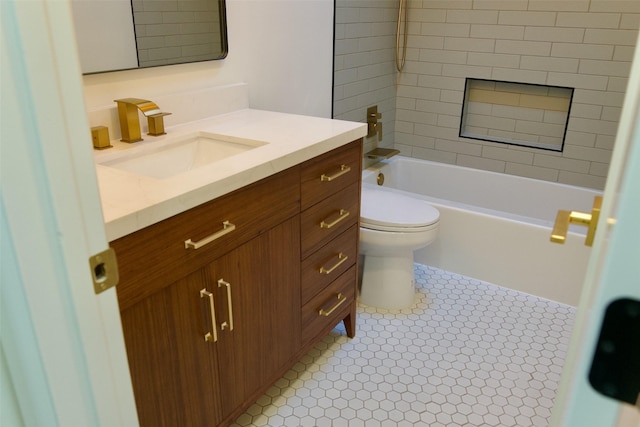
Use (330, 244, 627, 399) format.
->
(76, 0, 228, 75)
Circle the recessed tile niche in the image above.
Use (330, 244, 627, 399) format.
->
(460, 79, 574, 152)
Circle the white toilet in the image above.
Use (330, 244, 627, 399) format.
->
(359, 186, 440, 309)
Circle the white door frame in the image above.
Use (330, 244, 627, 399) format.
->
(1, 0, 137, 425)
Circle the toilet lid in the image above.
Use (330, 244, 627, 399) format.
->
(360, 187, 440, 230)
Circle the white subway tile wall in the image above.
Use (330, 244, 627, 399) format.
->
(334, 0, 640, 189)
(334, 0, 399, 158)
(132, 0, 222, 68)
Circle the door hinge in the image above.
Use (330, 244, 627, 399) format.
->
(89, 247, 119, 294)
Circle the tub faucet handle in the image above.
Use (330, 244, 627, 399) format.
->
(367, 105, 383, 141)
(550, 196, 603, 247)
(367, 105, 382, 123)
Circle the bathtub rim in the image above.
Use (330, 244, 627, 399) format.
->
(362, 155, 601, 235)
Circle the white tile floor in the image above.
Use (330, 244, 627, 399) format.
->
(232, 264, 576, 427)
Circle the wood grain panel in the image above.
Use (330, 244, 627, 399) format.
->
(120, 269, 222, 426)
(208, 217, 301, 424)
(300, 182, 359, 259)
(300, 140, 362, 210)
(301, 266, 356, 346)
(113, 165, 300, 310)
(301, 225, 357, 305)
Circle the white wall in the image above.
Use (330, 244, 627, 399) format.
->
(82, 0, 334, 119)
(239, 0, 334, 116)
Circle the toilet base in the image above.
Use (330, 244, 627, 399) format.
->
(359, 251, 416, 309)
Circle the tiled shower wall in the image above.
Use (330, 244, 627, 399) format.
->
(334, 0, 398, 158)
(132, 0, 223, 68)
(335, 0, 640, 189)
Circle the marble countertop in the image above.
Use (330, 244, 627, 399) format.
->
(94, 108, 367, 241)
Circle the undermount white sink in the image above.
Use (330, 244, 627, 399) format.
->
(100, 132, 267, 179)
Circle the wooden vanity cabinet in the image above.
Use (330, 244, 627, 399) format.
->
(298, 140, 362, 348)
(119, 218, 300, 426)
(206, 217, 301, 419)
(113, 167, 301, 426)
(119, 267, 223, 426)
(112, 139, 362, 427)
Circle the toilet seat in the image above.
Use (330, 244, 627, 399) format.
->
(361, 187, 440, 232)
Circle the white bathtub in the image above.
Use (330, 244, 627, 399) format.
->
(362, 156, 602, 306)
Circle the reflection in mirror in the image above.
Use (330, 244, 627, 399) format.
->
(72, 0, 227, 74)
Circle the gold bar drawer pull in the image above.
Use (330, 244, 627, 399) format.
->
(321, 164, 351, 182)
(319, 293, 347, 317)
(200, 289, 218, 343)
(218, 279, 234, 331)
(319, 253, 349, 275)
(320, 209, 350, 229)
(185, 221, 236, 249)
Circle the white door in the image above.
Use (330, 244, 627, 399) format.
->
(550, 34, 640, 427)
(1, 0, 137, 425)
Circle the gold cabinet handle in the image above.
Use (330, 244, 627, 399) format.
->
(218, 279, 234, 331)
(319, 293, 347, 317)
(185, 221, 236, 249)
(320, 209, 350, 229)
(319, 253, 349, 275)
(321, 164, 351, 182)
(200, 289, 218, 342)
(551, 196, 602, 247)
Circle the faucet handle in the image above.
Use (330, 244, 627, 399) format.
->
(147, 112, 172, 136)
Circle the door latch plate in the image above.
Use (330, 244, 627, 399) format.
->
(89, 248, 119, 294)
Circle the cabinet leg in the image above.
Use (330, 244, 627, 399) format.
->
(343, 303, 356, 338)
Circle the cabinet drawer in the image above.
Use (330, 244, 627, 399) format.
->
(300, 140, 362, 211)
(113, 166, 300, 310)
(300, 182, 359, 259)
(301, 225, 358, 305)
(301, 266, 356, 345)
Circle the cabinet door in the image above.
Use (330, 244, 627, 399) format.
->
(208, 217, 301, 422)
(121, 268, 222, 426)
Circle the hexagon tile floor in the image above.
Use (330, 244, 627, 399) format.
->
(231, 264, 576, 427)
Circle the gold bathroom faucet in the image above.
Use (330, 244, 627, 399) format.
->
(114, 98, 172, 143)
